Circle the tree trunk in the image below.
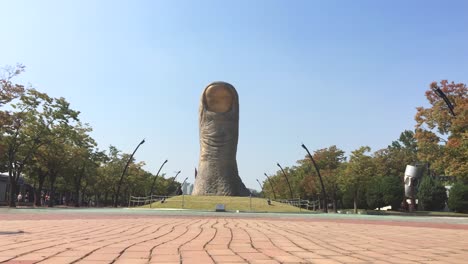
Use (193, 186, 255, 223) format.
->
(81, 181, 89, 207)
(34, 186, 41, 207)
(74, 188, 80, 207)
(34, 171, 47, 207)
(48, 173, 57, 207)
(332, 186, 338, 213)
(8, 179, 17, 208)
(96, 194, 100, 207)
(8, 164, 20, 207)
(104, 192, 108, 206)
(74, 166, 85, 207)
(353, 191, 358, 214)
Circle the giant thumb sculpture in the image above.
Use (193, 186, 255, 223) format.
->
(192, 82, 250, 196)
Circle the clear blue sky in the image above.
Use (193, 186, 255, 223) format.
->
(1, 0, 467, 190)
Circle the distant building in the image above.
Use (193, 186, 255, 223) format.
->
(0, 172, 35, 205)
(182, 182, 193, 195)
(0, 173, 9, 203)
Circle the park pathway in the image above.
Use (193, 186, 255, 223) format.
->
(0, 210, 467, 264)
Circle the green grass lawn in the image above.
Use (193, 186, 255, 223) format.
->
(140, 195, 310, 213)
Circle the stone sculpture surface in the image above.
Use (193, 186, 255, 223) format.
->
(192, 82, 250, 196)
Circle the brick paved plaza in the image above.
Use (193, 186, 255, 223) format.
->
(1, 210, 467, 264)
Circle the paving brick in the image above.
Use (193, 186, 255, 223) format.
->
(211, 255, 245, 262)
(238, 252, 271, 260)
(207, 249, 236, 256)
(40, 256, 81, 264)
(82, 253, 118, 261)
(0, 213, 467, 264)
(150, 254, 180, 262)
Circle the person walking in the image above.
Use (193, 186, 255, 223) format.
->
(17, 192, 22, 206)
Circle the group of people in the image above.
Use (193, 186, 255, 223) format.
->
(15, 191, 94, 207)
(16, 192, 29, 203)
(16, 191, 50, 206)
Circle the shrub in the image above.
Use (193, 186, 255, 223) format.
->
(448, 182, 468, 213)
(417, 176, 447, 211)
(381, 175, 404, 210)
(366, 176, 385, 210)
(342, 188, 367, 209)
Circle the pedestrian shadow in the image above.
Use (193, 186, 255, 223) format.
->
(0, 230, 25, 235)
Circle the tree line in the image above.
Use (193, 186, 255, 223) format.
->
(261, 80, 467, 213)
(1, 64, 180, 207)
(1, 65, 467, 211)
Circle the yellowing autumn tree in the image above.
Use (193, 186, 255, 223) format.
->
(415, 80, 467, 181)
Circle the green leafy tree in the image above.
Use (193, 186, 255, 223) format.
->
(64, 124, 98, 207)
(417, 176, 447, 211)
(339, 146, 375, 213)
(375, 130, 418, 177)
(447, 182, 468, 213)
(299, 146, 346, 212)
(2, 88, 78, 207)
(366, 176, 385, 210)
(381, 175, 404, 210)
(97, 146, 125, 206)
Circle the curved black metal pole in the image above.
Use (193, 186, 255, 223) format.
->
(114, 139, 145, 207)
(150, 159, 168, 196)
(256, 179, 263, 197)
(431, 84, 456, 116)
(167, 170, 181, 195)
(301, 143, 328, 213)
(277, 163, 293, 199)
(264, 173, 277, 200)
(170, 170, 182, 184)
(181, 177, 189, 194)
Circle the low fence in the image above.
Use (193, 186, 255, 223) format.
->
(128, 194, 320, 212)
(128, 195, 177, 208)
(276, 198, 320, 211)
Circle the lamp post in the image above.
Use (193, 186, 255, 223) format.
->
(277, 163, 293, 200)
(150, 159, 168, 197)
(168, 170, 181, 195)
(181, 177, 188, 208)
(181, 177, 189, 191)
(431, 83, 456, 116)
(114, 139, 145, 207)
(301, 143, 328, 213)
(170, 170, 182, 184)
(264, 173, 277, 200)
(256, 179, 263, 197)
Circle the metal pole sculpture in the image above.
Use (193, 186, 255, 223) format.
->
(150, 159, 168, 197)
(277, 163, 293, 200)
(256, 179, 263, 197)
(431, 83, 456, 117)
(301, 143, 328, 213)
(114, 139, 145, 207)
(264, 173, 277, 200)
